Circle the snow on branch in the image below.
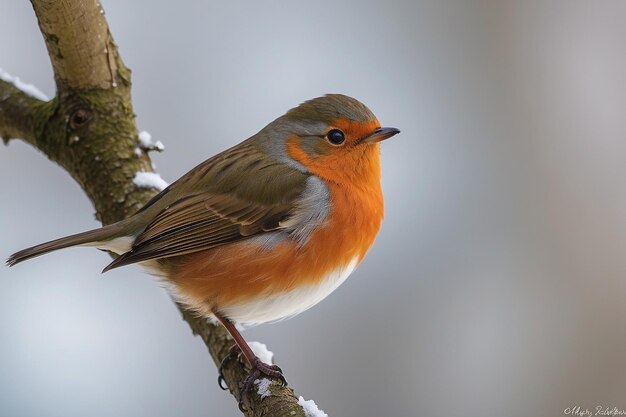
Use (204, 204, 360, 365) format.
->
(138, 130, 165, 152)
(0, 67, 49, 101)
(133, 171, 169, 191)
(298, 396, 329, 417)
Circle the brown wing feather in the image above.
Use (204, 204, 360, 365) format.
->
(102, 138, 310, 272)
(102, 192, 294, 271)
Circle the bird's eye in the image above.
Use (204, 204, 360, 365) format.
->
(326, 129, 345, 145)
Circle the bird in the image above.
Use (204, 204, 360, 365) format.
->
(7, 94, 400, 403)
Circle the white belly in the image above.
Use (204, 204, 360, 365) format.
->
(220, 257, 359, 327)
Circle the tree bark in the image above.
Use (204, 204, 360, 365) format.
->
(1, 1, 313, 415)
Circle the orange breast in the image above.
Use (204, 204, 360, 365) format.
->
(166, 143, 384, 318)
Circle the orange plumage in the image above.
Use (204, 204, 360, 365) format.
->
(167, 128, 384, 317)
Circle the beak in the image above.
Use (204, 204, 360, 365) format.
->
(362, 127, 401, 144)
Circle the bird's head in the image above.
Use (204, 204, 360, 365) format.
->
(261, 94, 400, 186)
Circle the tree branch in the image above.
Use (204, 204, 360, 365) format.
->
(3, 1, 314, 415)
(0, 79, 42, 145)
(31, 0, 119, 91)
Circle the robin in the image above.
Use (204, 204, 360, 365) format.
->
(7, 94, 400, 402)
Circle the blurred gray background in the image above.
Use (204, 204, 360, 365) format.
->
(2, 1, 626, 416)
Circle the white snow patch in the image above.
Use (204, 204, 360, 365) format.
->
(0, 67, 49, 101)
(138, 130, 152, 145)
(133, 171, 168, 191)
(298, 396, 328, 417)
(254, 378, 272, 399)
(138, 130, 164, 151)
(134, 147, 142, 156)
(249, 341, 274, 364)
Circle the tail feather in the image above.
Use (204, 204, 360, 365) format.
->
(6, 223, 127, 267)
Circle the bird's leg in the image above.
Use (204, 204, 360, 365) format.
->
(213, 311, 286, 410)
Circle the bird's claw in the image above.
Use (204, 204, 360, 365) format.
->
(238, 357, 287, 412)
(218, 344, 287, 411)
(218, 344, 244, 391)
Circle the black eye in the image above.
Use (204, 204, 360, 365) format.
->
(326, 129, 345, 145)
